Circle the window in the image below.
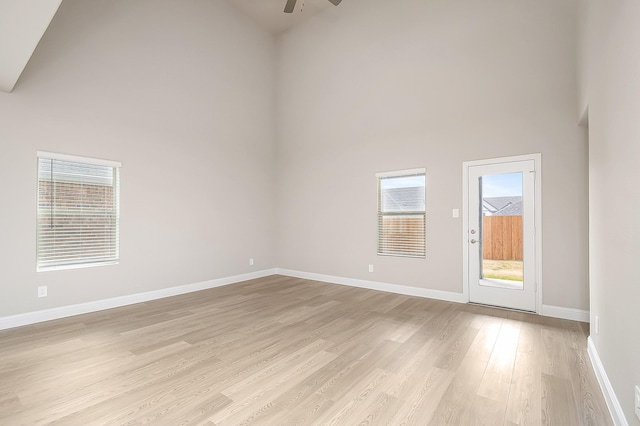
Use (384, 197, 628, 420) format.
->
(37, 152, 121, 271)
(377, 168, 426, 257)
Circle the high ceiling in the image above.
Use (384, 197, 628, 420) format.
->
(0, 0, 63, 93)
(227, 0, 334, 34)
(0, 0, 334, 93)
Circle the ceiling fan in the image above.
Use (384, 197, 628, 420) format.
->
(284, 0, 342, 13)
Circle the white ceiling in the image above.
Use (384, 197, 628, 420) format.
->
(0, 0, 62, 93)
(227, 0, 334, 34)
(0, 0, 331, 93)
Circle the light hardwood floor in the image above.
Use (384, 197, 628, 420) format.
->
(0, 275, 611, 425)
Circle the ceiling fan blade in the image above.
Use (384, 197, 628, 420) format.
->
(327, 0, 342, 5)
(284, 0, 297, 13)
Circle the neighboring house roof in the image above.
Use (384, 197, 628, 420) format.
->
(482, 196, 522, 216)
(496, 200, 523, 216)
(381, 186, 425, 212)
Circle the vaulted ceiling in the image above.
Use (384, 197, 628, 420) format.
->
(0, 0, 334, 93)
(229, 0, 334, 34)
(0, 0, 63, 92)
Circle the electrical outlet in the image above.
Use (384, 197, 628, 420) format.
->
(249, 258, 254, 266)
(594, 315, 599, 335)
(452, 208, 459, 218)
(37, 286, 47, 298)
(368, 264, 373, 273)
(634, 385, 640, 420)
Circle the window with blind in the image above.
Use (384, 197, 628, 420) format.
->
(37, 152, 121, 271)
(377, 169, 426, 258)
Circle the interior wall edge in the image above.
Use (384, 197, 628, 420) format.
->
(588, 337, 629, 426)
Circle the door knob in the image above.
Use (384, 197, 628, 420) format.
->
(470, 239, 478, 244)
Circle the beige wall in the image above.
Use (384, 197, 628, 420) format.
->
(0, 0, 277, 316)
(2, 0, 635, 420)
(276, 0, 589, 310)
(0, 0, 594, 320)
(582, 0, 640, 422)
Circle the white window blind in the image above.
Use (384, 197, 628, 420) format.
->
(37, 152, 121, 271)
(377, 169, 426, 258)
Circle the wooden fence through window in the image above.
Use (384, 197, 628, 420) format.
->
(482, 215, 523, 261)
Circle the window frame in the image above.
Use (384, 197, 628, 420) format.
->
(376, 168, 426, 258)
(36, 151, 121, 272)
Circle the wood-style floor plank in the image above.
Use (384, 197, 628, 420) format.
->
(0, 275, 612, 425)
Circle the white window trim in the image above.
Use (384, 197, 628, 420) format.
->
(37, 151, 121, 168)
(376, 168, 426, 258)
(375, 168, 426, 179)
(36, 152, 121, 272)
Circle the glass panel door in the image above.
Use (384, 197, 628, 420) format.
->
(466, 158, 537, 312)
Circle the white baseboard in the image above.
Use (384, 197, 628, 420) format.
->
(587, 337, 628, 426)
(277, 269, 591, 323)
(0, 268, 277, 331)
(276, 268, 468, 304)
(541, 304, 590, 323)
(0, 268, 590, 331)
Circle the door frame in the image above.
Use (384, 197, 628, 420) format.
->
(462, 153, 542, 314)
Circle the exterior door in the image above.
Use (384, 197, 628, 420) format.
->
(466, 157, 538, 312)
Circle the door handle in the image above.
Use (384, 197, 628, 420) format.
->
(470, 239, 478, 244)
